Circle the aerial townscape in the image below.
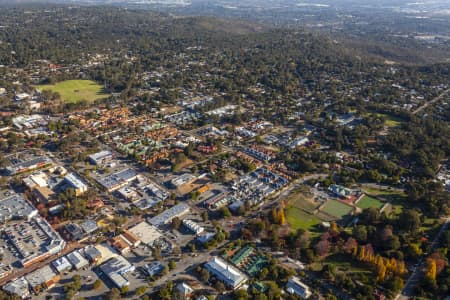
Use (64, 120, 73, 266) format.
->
(0, 0, 448, 300)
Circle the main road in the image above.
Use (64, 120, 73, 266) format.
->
(412, 88, 450, 115)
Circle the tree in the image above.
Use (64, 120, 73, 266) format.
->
(198, 268, 210, 282)
(398, 210, 421, 233)
(92, 279, 102, 290)
(135, 286, 146, 296)
(103, 288, 121, 300)
(202, 211, 209, 222)
(352, 225, 367, 242)
(220, 206, 232, 218)
(171, 217, 182, 230)
(214, 281, 225, 293)
(315, 240, 330, 256)
(168, 259, 176, 270)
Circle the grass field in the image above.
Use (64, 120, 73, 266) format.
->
(321, 200, 352, 218)
(286, 206, 322, 234)
(36, 80, 109, 103)
(310, 253, 374, 277)
(286, 190, 318, 212)
(356, 195, 384, 210)
(372, 113, 403, 127)
(361, 186, 407, 214)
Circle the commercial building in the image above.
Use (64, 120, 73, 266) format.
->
(64, 173, 88, 196)
(25, 265, 60, 293)
(148, 203, 190, 227)
(80, 220, 99, 235)
(182, 219, 204, 235)
(66, 250, 89, 270)
(88, 150, 114, 165)
(3, 277, 30, 299)
(171, 173, 196, 188)
(141, 261, 165, 277)
(127, 221, 162, 247)
(0, 192, 38, 223)
(285, 276, 312, 299)
(83, 245, 102, 264)
(204, 257, 248, 289)
(5, 156, 53, 175)
(52, 257, 72, 274)
(99, 255, 135, 288)
(97, 168, 138, 191)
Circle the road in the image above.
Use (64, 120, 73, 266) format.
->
(0, 241, 84, 286)
(395, 218, 449, 300)
(412, 88, 449, 115)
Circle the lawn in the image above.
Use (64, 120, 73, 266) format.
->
(36, 80, 109, 103)
(373, 113, 403, 127)
(356, 195, 384, 210)
(310, 253, 374, 276)
(286, 206, 322, 234)
(321, 200, 353, 219)
(361, 186, 407, 215)
(286, 190, 318, 212)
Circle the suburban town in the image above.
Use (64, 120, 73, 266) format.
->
(0, 3, 449, 300)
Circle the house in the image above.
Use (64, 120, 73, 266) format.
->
(111, 235, 131, 255)
(175, 282, 194, 299)
(15, 93, 31, 101)
(285, 276, 312, 299)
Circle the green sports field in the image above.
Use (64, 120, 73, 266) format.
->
(321, 200, 352, 218)
(286, 206, 322, 233)
(36, 80, 109, 103)
(356, 195, 384, 209)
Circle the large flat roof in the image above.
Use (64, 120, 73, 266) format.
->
(0, 192, 38, 223)
(205, 257, 247, 289)
(127, 221, 162, 246)
(148, 202, 190, 226)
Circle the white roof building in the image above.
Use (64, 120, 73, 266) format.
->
(64, 173, 88, 195)
(183, 219, 204, 235)
(3, 277, 30, 299)
(286, 276, 312, 299)
(100, 255, 135, 288)
(149, 203, 190, 227)
(127, 221, 162, 246)
(52, 256, 72, 273)
(204, 257, 247, 289)
(66, 250, 89, 270)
